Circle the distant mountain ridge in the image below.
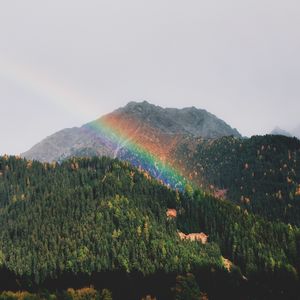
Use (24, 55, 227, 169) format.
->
(22, 101, 241, 162)
(271, 126, 292, 137)
(271, 125, 300, 139)
(292, 124, 300, 139)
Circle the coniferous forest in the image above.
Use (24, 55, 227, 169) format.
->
(0, 153, 300, 299)
(2, 0, 300, 297)
(176, 135, 300, 225)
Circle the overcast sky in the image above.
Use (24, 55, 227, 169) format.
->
(0, 0, 299, 155)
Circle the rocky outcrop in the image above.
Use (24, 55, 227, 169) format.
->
(178, 231, 208, 244)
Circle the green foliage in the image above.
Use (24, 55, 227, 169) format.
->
(100, 289, 112, 300)
(177, 191, 300, 281)
(173, 273, 201, 300)
(0, 250, 4, 267)
(1, 155, 300, 298)
(0, 288, 112, 300)
(66, 287, 98, 300)
(184, 184, 193, 198)
(176, 135, 300, 225)
(0, 156, 222, 283)
(0, 291, 39, 300)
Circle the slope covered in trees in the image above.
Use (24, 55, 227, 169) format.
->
(0, 156, 300, 299)
(176, 135, 300, 225)
(49, 134, 300, 228)
(177, 191, 300, 298)
(0, 156, 232, 299)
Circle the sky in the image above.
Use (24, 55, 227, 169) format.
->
(0, 0, 299, 155)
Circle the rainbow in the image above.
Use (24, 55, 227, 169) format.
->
(85, 118, 189, 189)
(0, 56, 190, 189)
(0, 55, 98, 121)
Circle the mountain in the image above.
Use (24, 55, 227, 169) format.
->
(271, 126, 300, 140)
(21, 102, 300, 226)
(112, 101, 241, 137)
(22, 101, 241, 163)
(292, 124, 300, 139)
(271, 126, 292, 137)
(0, 156, 236, 298)
(4, 102, 300, 298)
(0, 156, 299, 298)
(175, 135, 300, 225)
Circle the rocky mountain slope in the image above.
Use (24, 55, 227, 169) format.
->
(22, 101, 241, 163)
(22, 102, 300, 226)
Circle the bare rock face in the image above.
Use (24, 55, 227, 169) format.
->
(22, 101, 241, 162)
(21, 127, 114, 162)
(114, 101, 241, 138)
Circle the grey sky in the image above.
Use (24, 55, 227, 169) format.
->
(0, 0, 299, 155)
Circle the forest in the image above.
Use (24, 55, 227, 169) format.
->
(0, 155, 300, 299)
(175, 135, 300, 225)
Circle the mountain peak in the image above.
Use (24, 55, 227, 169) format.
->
(112, 101, 241, 138)
(271, 127, 292, 137)
(116, 100, 160, 114)
(22, 101, 241, 162)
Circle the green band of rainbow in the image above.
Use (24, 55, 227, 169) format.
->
(85, 118, 189, 190)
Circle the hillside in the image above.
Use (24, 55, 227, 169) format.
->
(0, 156, 300, 299)
(22, 101, 241, 163)
(175, 135, 300, 225)
(270, 125, 300, 140)
(271, 126, 292, 137)
(0, 155, 227, 299)
(292, 124, 300, 139)
(21, 103, 300, 226)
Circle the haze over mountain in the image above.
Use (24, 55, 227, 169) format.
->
(271, 125, 300, 139)
(22, 101, 241, 162)
(271, 126, 292, 137)
(292, 125, 300, 139)
(1, 1, 300, 156)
